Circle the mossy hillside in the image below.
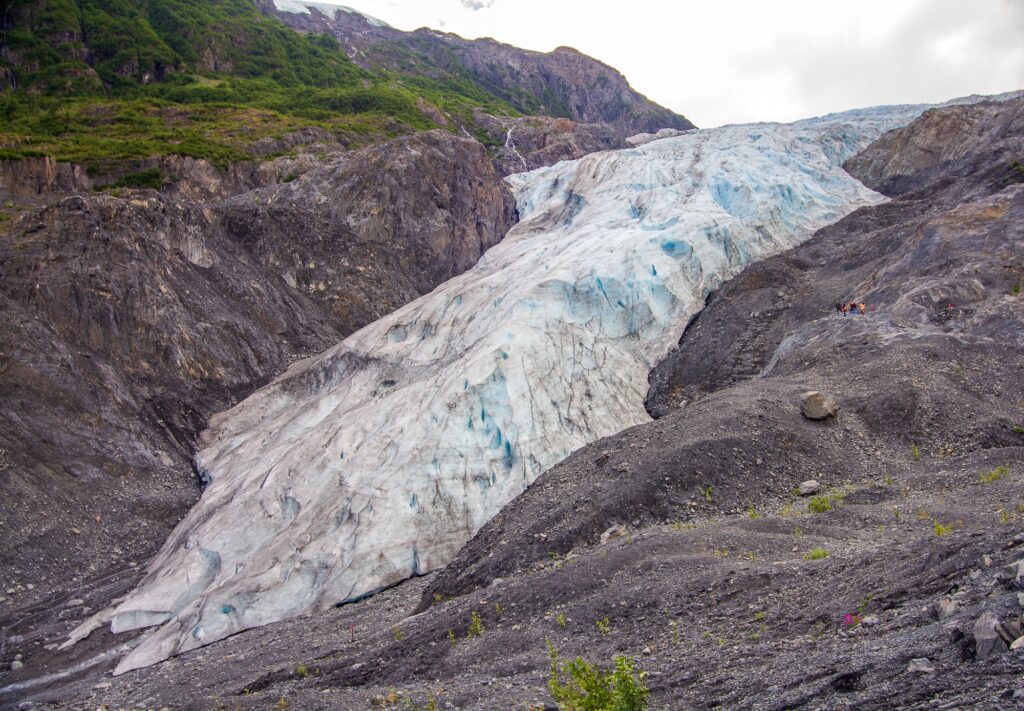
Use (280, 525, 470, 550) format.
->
(0, 0, 519, 167)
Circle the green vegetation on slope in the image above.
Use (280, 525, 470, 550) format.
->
(0, 0, 518, 168)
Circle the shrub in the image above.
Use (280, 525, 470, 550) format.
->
(933, 520, 953, 537)
(910, 442, 921, 462)
(595, 617, 611, 635)
(466, 611, 484, 639)
(803, 547, 828, 560)
(807, 496, 832, 513)
(103, 168, 166, 190)
(547, 640, 648, 711)
(979, 465, 1010, 484)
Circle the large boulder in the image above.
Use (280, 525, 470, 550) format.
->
(974, 612, 1010, 659)
(801, 391, 839, 420)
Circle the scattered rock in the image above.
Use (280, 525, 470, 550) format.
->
(1017, 592, 1024, 609)
(1002, 560, 1024, 589)
(800, 391, 838, 420)
(600, 525, 627, 545)
(934, 597, 959, 620)
(860, 614, 880, 627)
(10, 659, 23, 671)
(1012, 637, 1024, 651)
(798, 480, 821, 496)
(93, 681, 112, 690)
(907, 658, 935, 674)
(975, 612, 1010, 659)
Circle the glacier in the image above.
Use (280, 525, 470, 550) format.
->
(70, 104, 933, 674)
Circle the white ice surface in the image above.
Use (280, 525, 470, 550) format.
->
(77, 104, 932, 674)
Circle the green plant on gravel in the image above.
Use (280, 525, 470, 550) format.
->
(803, 547, 829, 560)
(448, 629, 456, 645)
(807, 496, 832, 513)
(979, 465, 1011, 484)
(703, 485, 714, 502)
(294, 663, 308, 678)
(670, 620, 680, 645)
(494, 602, 503, 619)
(547, 639, 649, 711)
(746, 506, 760, 520)
(1013, 425, 1024, 435)
(466, 611, 484, 639)
(753, 611, 766, 622)
(910, 442, 921, 462)
(595, 617, 611, 635)
(556, 613, 567, 629)
(933, 520, 953, 537)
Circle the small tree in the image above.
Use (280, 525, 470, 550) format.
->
(547, 639, 648, 711)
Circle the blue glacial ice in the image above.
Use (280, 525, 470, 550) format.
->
(70, 103, 933, 673)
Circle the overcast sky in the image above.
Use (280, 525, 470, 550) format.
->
(294, 0, 1024, 127)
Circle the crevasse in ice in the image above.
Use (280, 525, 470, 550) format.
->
(73, 104, 929, 673)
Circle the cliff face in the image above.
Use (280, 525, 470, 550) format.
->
(265, 3, 695, 137)
(0, 131, 516, 608)
(472, 112, 626, 177)
(844, 98, 1024, 197)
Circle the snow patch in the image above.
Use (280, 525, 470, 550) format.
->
(272, 0, 390, 27)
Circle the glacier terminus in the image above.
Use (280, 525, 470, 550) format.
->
(67, 103, 932, 673)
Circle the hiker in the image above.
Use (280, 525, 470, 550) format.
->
(835, 301, 843, 316)
(849, 301, 859, 315)
(859, 303, 866, 315)
(870, 304, 876, 313)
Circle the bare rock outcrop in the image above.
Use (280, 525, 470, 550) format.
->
(473, 112, 625, 176)
(844, 96, 1024, 197)
(0, 131, 516, 606)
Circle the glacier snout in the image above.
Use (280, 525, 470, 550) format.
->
(77, 106, 928, 674)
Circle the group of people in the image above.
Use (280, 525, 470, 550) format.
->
(835, 301, 874, 316)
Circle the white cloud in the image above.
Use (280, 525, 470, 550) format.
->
(303, 0, 1024, 127)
